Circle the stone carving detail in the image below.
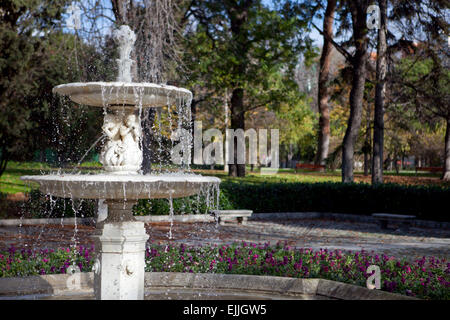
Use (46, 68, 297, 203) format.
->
(100, 110, 143, 173)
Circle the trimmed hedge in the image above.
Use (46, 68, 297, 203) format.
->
(134, 191, 232, 216)
(4, 182, 449, 222)
(25, 190, 96, 218)
(220, 181, 450, 221)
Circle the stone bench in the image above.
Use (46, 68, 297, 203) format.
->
(415, 166, 443, 173)
(210, 210, 253, 225)
(371, 213, 416, 231)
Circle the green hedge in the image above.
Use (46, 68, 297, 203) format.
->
(220, 181, 450, 221)
(10, 189, 230, 218)
(24, 190, 96, 218)
(134, 191, 233, 216)
(5, 182, 449, 222)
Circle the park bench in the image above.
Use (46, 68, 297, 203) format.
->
(371, 213, 416, 232)
(415, 166, 443, 173)
(295, 163, 325, 172)
(210, 210, 253, 225)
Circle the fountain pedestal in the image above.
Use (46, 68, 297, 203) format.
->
(93, 200, 149, 300)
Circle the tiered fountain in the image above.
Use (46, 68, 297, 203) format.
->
(21, 25, 220, 300)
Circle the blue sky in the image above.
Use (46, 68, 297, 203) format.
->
(64, 0, 323, 47)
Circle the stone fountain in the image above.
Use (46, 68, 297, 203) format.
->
(21, 25, 220, 300)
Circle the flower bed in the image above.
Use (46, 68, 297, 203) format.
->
(1, 242, 449, 300)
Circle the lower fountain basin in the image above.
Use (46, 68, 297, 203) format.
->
(20, 174, 220, 199)
(0, 272, 415, 300)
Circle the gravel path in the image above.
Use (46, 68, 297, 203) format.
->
(0, 218, 449, 261)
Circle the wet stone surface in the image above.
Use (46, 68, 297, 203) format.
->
(0, 218, 449, 261)
(1, 290, 331, 300)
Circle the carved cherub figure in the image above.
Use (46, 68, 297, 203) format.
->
(102, 113, 121, 141)
(120, 114, 141, 143)
(100, 113, 124, 167)
(119, 113, 143, 166)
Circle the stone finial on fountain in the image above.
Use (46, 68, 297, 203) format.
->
(113, 25, 136, 83)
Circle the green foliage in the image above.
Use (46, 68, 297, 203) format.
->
(0, 246, 94, 277)
(275, 97, 317, 161)
(183, 0, 313, 120)
(2, 164, 448, 220)
(219, 181, 450, 221)
(0, 0, 112, 173)
(131, 180, 450, 220)
(24, 190, 96, 219)
(0, 0, 72, 172)
(394, 56, 449, 121)
(134, 191, 233, 216)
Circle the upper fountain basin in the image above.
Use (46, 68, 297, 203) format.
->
(53, 82, 193, 107)
(21, 174, 220, 200)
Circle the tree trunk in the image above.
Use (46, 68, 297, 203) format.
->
(363, 102, 371, 176)
(141, 108, 155, 174)
(394, 154, 399, 174)
(372, 0, 387, 184)
(342, 0, 369, 183)
(288, 143, 294, 168)
(221, 1, 252, 177)
(342, 53, 368, 182)
(364, 152, 370, 176)
(315, 0, 336, 166)
(228, 88, 246, 177)
(0, 146, 8, 177)
(443, 117, 450, 181)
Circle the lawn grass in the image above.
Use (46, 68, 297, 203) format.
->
(198, 170, 342, 184)
(0, 161, 445, 194)
(0, 162, 53, 194)
(0, 161, 101, 194)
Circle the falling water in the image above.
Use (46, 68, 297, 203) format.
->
(15, 23, 223, 300)
(168, 192, 174, 240)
